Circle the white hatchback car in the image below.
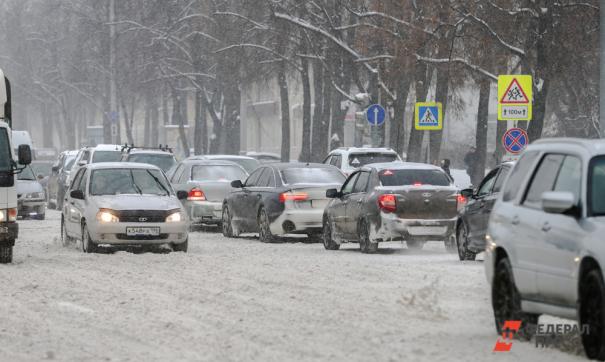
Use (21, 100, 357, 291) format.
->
(323, 147, 401, 176)
(485, 138, 605, 359)
(61, 163, 189, 253)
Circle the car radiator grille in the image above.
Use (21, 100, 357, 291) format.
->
(114, 210, 174, 223)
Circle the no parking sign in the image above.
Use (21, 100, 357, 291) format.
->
(502, 128, 529, 154)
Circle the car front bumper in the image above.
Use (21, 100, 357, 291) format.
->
(89, 221, 188, 245)
(185, 201, 223, 224)
(17, 199, 46, 218)
(269, 208, 324, 235)
(0, 222, 18, 246)
(372, 213, 457, 242)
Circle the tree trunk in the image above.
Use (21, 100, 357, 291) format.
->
(473, 79, 491, 186)
(172, 89, 189, 157)
(150, 96, 159, 147)
(143, 95, 150, 147)
(194, 88, 206, 155)
(299, 55, 312, 162)
(430, 67, 449, 163)
(278, 68, 290, 162)
(407, 62, 430, 162)
(391, 77, 411, 156)
(311, 59, 326, 162)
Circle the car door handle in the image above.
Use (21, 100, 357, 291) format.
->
(511, 216, 520, 225)
(542, 222, 551, 232)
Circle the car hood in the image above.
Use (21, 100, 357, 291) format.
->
(92, 194, 182, 211)
(16, 180, 44, 194)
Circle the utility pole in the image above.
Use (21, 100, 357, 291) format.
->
(109, 0, 118, 144)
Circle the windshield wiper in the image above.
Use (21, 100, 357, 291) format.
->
(146, 170, 170, 196)
(130, 171, 143, 195)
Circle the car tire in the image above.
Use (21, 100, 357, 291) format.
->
(61, 218, 74, 247)
(322, 218, 340, 250)
(407, 239, 425, 250)
(580, 268, 605, 360)
(359, 220, 378, 254)
(172, 238, 188, 253)
(81, 223, 99, 254)
(456, 223, 476, 261)
(258, 207, 275, 243)
(222, 206, 237, 238)
(0, 246, 12, 264)
(37, 213, 45, 221)
(492, 257, 538, 340)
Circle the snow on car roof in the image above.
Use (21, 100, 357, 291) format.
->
(532, 137, 605, 155)
(86, 162, 162, 171)
(364, 161, 442, 171)
(127, 149, 173, 155)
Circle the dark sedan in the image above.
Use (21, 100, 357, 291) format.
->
(221, 163, 345, 242)
(455, 162, 514, 261)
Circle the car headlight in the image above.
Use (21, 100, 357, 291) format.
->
(25, 192, 44, 199)
(166, 211, 183, 223)
(0, 208, 17, 222)
(96, 209, 119, 223)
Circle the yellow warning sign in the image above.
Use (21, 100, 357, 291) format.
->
(498, 75, 532, 121)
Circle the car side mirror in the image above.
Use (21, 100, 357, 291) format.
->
(17, 144, 32, 165)
(51, 166, 60, 174)
(78, 160, 88, 166)
(176, 190, 188, 200)
(231, 180, 243, 188)
(326, 188, 340, 198)
(70, 189, 85, 200)
(460, 188, 474, 199)
(542, 191, 576, 215)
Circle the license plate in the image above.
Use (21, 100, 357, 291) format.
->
(408, 226, 446, 236)
(126, 227, 160, 236)
(0, 226, 7, 234)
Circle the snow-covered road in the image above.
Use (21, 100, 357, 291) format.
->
(0, 211, 585, 361)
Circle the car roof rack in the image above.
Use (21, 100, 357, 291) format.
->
(120, 144, 173, 154)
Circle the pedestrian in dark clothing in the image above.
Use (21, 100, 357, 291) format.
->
(441, 158, 453, 181)
(464, 146, 478, 185)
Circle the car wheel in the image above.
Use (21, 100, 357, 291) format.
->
(36, 213, 45, 221)
(322, 218, 340, 250)
(492, 257, 538, 340)
(222, 206, 236, 238)
(61, 218, 74, 247)
(456, 223, 476, 261)
(172, 238, 188, 253)
(359, 220, 378, 254)
(0, 246, 13, 264)
(407, 239, 424, 250)
(580, 269, 605, 360)
(81, 223, 98, 254)
(258, 207, 275, 243)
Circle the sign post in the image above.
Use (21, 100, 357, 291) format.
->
(366, 104, 385, 147)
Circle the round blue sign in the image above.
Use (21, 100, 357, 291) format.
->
(366, 104, 386, 126)
(502, 127, 529, 154)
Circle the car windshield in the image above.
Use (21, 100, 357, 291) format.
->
(128, 154, 176, 172)
(590, 156, 605, 216)
(18, 166, 36, 180)
(90, 168, 172, 196)
(0, 128, 11, 172)
(379, 169, 451, 187)
(214, 158, 260, 173)
(64, 156, 76, 171)
(92, 150, 122, 163)
(191, 165, 247, 182)
(349, 153, 398, 167)
(280, 168, 345, 185)
(31, 162, 52, 177)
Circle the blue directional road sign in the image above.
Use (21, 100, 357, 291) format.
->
(502, 127, 529, 154)
(366, 104, 386, 126)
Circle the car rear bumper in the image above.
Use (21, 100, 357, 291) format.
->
(185, 201, 222, 224)
(374, 213, 456, 242)
(270, 208, 324, 235)
(0, 222, 18, 246)
(89, 222, 188, 245)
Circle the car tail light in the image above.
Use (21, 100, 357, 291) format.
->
(279, 192, 308, 203)
(413, 182, 423, 187)
(378, 194, 397, 213)
(8, 208, 17, 222)
(188, 188, 206, 201)
(457, 194, 467, 210)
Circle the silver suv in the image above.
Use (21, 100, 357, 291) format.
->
(485, 138, 605, 359)
(323, 147, 401, 176)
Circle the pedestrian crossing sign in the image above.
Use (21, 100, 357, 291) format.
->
(498, 75, 532, 121)
(415, 102, 443, 130)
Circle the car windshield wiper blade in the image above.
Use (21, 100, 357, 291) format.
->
(130, 171, 143, 195)
(146, 170, 170, 196)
